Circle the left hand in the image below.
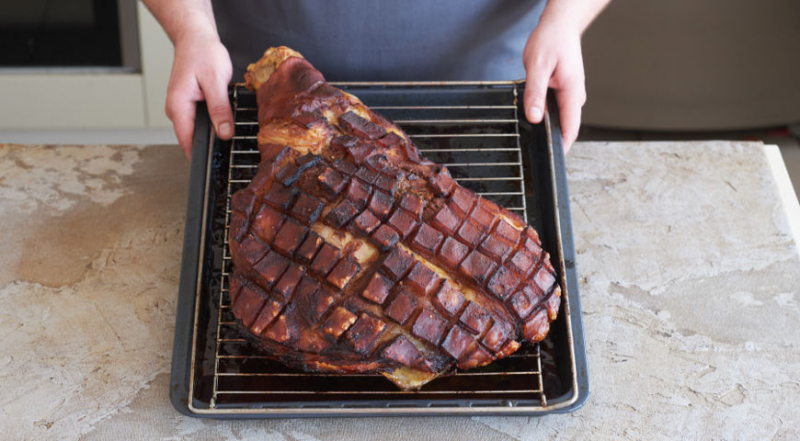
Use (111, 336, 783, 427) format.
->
(522, 17, 587, 153)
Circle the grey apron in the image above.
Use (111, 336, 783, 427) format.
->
(212, 0, 546, 82)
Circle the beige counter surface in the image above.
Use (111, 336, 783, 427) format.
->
(1, 141, 798, 440)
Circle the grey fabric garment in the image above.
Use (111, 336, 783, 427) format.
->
(212, 0, 546, 82)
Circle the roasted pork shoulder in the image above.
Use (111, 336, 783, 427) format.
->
(227, 47, 561, 390)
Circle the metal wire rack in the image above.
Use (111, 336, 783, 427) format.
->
(192, 82, 558, 413)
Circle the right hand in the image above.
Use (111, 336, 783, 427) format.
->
(165, 32, 234, 159)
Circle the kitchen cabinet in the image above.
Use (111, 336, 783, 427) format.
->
(582, 0, 800, 130)
(0, 2, 172, 130)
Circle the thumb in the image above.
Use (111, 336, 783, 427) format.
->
(523, 60, 551, 124)
(201, 75, 234, 141)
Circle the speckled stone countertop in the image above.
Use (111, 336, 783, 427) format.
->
(1, 141, 798, 440)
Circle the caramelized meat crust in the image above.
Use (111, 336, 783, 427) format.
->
(228, 47, 561, 390)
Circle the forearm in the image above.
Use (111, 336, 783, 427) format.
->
(141, 0, 219, 44)
(539, 0, 612, 34)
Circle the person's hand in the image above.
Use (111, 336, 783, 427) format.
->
(165, 31, 234, 159)
(522, 17, 586, 153)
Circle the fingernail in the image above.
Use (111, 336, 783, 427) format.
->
(218, 122, 232, 138)
(529, 107, 543, 122)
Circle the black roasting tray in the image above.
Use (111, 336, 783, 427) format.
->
(170, 81, 588, 417)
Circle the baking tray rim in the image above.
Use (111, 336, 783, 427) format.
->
(172, 80, 588, 417)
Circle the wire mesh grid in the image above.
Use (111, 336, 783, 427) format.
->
(202, 82, 549, 410)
